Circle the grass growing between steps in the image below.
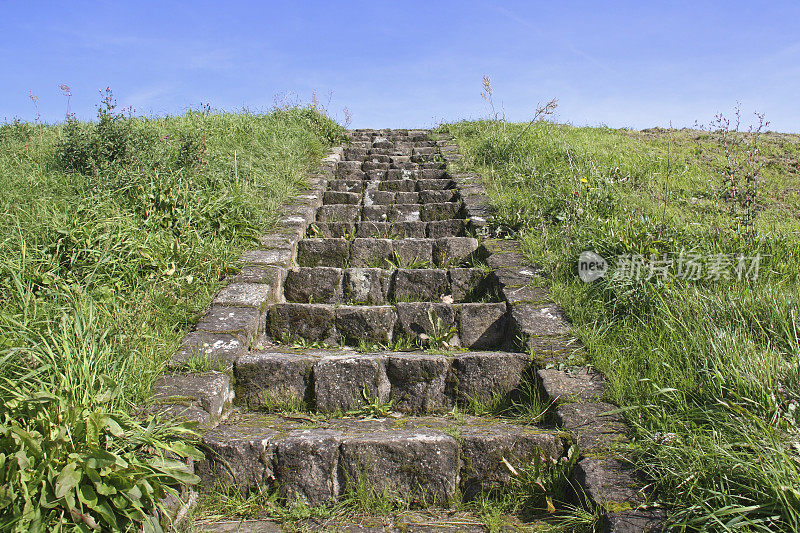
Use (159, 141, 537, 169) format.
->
(441, 120, 800, 531)
(0, 100, 343, 530)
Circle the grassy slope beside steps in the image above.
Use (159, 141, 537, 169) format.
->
(442, 120, 800, 532)
(0, 105, 343, 531)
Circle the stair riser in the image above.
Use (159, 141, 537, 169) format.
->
(197, 414, 565, 506)
(234, 351, 529, 413)
(265, 302, 509, 350)
(283, 267, 493, 304)
(296, 237, 480, 269)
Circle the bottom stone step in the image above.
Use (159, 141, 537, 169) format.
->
(194, 513, 543, 532)
(197, 413, 566, 507)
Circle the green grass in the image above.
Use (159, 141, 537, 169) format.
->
(0, 104, 342, 530)
(0, 105, 342, 404)
(441, 119, 800, 531)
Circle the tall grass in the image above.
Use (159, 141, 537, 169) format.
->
(442, 120, 800, 531)
(0, 102, 343, 530)
(0, 104, 343, 402)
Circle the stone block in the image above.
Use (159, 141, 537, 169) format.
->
(460, 425, 563, 499)
(213, 282, 274, 309)
(510, 303, 570, 337)
(393, 269, 449, 301)
(315, 204, 360, 223)
(555, 402, 628, 452)
(426, 219, 466, 238)
(335, 305, 397, 344)
(267, 303, 337, 345)
(339, 431, 458, 504)
(234, 351, 316, 408)
(392, 239, 433, 266)
(458, 302, 508, 349)
(449, 352, 529, 404)
(171, 331, 244, 370)
(196, 306, 261, 337)
(537, 368, 606, 402)
(395, 302, 458, 345)
(296, 239, 350, 268)
(386, 353, 450, 413)
(314, 355, 390, 411)
(349, 238, 393, 268)
(241, 249, 293, 268)
(275, 431, 342, 505)
(323, 191, 361, 205)
(448, 268, 487, 302)
(433, 237, 479, 267)
(284, 267, 343, 303)
(343, 268, 392, 304)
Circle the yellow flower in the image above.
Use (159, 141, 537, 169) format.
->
(580, 178, 588, 183)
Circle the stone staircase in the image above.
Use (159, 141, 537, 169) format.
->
(152, 130, 664, 532)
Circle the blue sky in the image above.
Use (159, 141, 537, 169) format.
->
(2, 1, 799, 132)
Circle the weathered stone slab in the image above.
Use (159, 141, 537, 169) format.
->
(339, 430, 459, 504)
(213, 282, 274, 309)
(448, 268, 487, 302)
(275, 430, 341, 505)
(323, 191, 360, 205)
(152, 371, 233, 424)
(388, 204, 422, 223)
(343, 268, 392, 304)
(416, 179, 454, 191)
(196, 306, 261, 337)
(234, 352, 317, 408)
(460, 425, 563, 499)
(555, 401, 628, 452)
(267, 303, 337, 345)
(572, 457, 645, 507)
(296, 239, 350, 268)
(314, 355, 390, 411)
(284, 267, 343, 303)
(510, 303, 570, 337)
(420, 202, 462, 221)
(171, 331, 245, 369)
(449, 352, 529, 404)
(395, 302, 458, 345)
(458, 302, 508, 349)
(426, 219, 466, 238)
(233, 266, 286, 290)
(361, 205, 389, 222)
(393, 269, 448, 301)
(537, 367, 606, 402)
(334, 305, 397, 344)
(197, 422, 278, 489)
(419, 190, 457, 204)
(433, 237, 479, 267)
(315, 204, 360, 223)
(379, 179, 416, 192)
(392, 239, 433, 266)
(385, 353, 450, 413)
(241, 249, 293, 268)
(350, 238, 393, 268)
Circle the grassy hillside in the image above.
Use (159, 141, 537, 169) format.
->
(441, 120, 800, 531)
(0, 101, 343, 530)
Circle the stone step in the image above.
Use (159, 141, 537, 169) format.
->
(197, 412, 566, 506)
(316, 202, 463, 223)
(296, 237, 479, 269)
(309, 219, 466, 239)
(266, 301, 508, 349)
(234, 349, 530, 413)
(283, 266, 496, 304)
(322, 189, 460, 206)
